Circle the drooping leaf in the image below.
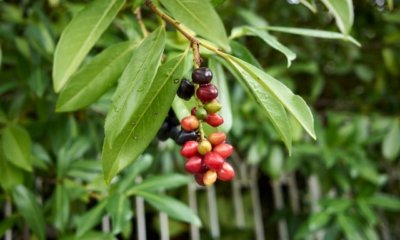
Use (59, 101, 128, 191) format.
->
(136, 190, 201, 226)
(0, 151, 24, 190)
(382, 119, 400, 161)
(209, 58, 233, 132)
(127, 173, 190, 195)
(53, 184, 70, 232)
(320, 0, 354, 35)
(56, 41, 139, 112)
(53, 0, 126, 92)
(104, 27, 166, 144)
(102, 51, 190, 184)
(2, 125, 32, 171)
(12, 185, 46, 240)
(221, 57, 293, 152)
(106, 194, 132, 234)
(263, 146, 284, 179)
(226, 56, 316, 141)
(230, 26, 296, 67)
(366, 193, 400, 211)
(300, 0, 317, 13)
(261, 26, 360, 46)
(159, 0, 230, 51)
(76, 201, 107, 237)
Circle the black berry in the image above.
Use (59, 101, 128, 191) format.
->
(166, 109, 179, 126)
(175, 130, 198, 145)
(192, 67, 213, 85)
(177, 79, 195, 100)
(168, 126, 180, 140)
(157, 121, 171, 141)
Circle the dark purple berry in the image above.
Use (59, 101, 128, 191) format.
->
(166, 109, 179, 126)
(192, 67, 213, 84)
(168, 126, 180, 140)
(175, 130, 198, 145)
(157, 121, 171, 141)
(196, 84, 218, 103)
(177, 79, 195, 100)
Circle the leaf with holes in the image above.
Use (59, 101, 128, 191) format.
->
(53, 0, 125, 92)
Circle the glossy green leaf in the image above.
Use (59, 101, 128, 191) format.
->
(261, 26, 360, 46)
(106, 194, 132, 234)
(222, 56, 292, 152)
(264, 146, 284, 179)
(136, 190, 201, 226)
(209, 58, 233, 132)
(336, 214, 363, 240)
(320, 0, 354, 35)
(230, 41, 262, 68)
(382, 119, 400, 161)
(56, 41, 139, 112)
(53, 0, 126, 92)
(300, 0, 317, 13)
(127, 174, 190, 195)
(12, 185, 45, 240)
(366, 193, 400, 211)
(159, 0, 230, 51)
(53, 184, 69, 232)
(76, 201, 107, 237)
(2, 125, 32, 171)
(102, 51, 189, 184)
(307, 211, 330, 232)
(231, 26, 296, 67)
(226, 56, 316, 141)
(104, 27, 166, 144)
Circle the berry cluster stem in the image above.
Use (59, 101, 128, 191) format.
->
(145, 0, 202, 67)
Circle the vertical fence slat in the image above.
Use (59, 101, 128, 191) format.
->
(188, 183, 200, 240)
(287, 173, 300, 215)
(5, 201, 12, 240)
(102, 215, 111, 233)
(272, 179, 288, 240)
(159, 212, 170, 240)
(136, 176, 147, 240)
(250, 166, 265, 240)
(207, 185, 220, 239)
(308, 175, 324, 240)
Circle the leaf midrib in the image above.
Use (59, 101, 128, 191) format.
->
(58, 43, 137, 110)
(59, 0, 119, 90)
(174, 1, 210, 36)
(108, 52, 187, 178)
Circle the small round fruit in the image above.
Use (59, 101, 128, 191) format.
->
(203, 170, 217, 186)
(191, 107, 197, 116)
(208, 132, 226, 146)
(181, 116, 199, 131)
(198, 140, 212, 155)
(195, 173, 205, 186)
(192, 67, 213, 84)
(175, 130, 198, 145)
(157, 121, 171, 141)
(204, 100, 222, 114)
(185, 156, 203, 173)
(196, 108, 207, 120)
(206, 113, 224, 127)
(213, 143, 233, 159)
(166, 109, 179, 126)
(217, 162, 235, 181)
(196, 84, 218, 103)
(204, 152, 224, 170)
(180, 141, 199, 157)
(177, 79, 195, 100)
(168, 126, 180, 140)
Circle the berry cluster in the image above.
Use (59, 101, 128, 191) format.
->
(177, 67, 235, 186)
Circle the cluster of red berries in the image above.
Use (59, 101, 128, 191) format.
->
(178, 67, 235, 186)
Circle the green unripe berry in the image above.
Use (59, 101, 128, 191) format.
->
(198, 140, 212, 155)
(204, 100, 222, 113)
(196, 107, 207, 120)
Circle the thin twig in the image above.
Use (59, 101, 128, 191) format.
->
(134, 7, 149, 37)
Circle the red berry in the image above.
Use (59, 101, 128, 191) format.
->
(196, 84, 218, 103)
(203, 170, 217, 186)
(206, 113, 224, 127)
(217, 162, 235, 181)
(191, 107, 197, 116)
(180, 140, 199, 157)
(208, 132, 226, 146)
(181, 116, 199, 131)
(195, 173, 205, 186)
(213, 143, 233, 159)
(185, 156, 203, 173)
(204, 152, 225, 170)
